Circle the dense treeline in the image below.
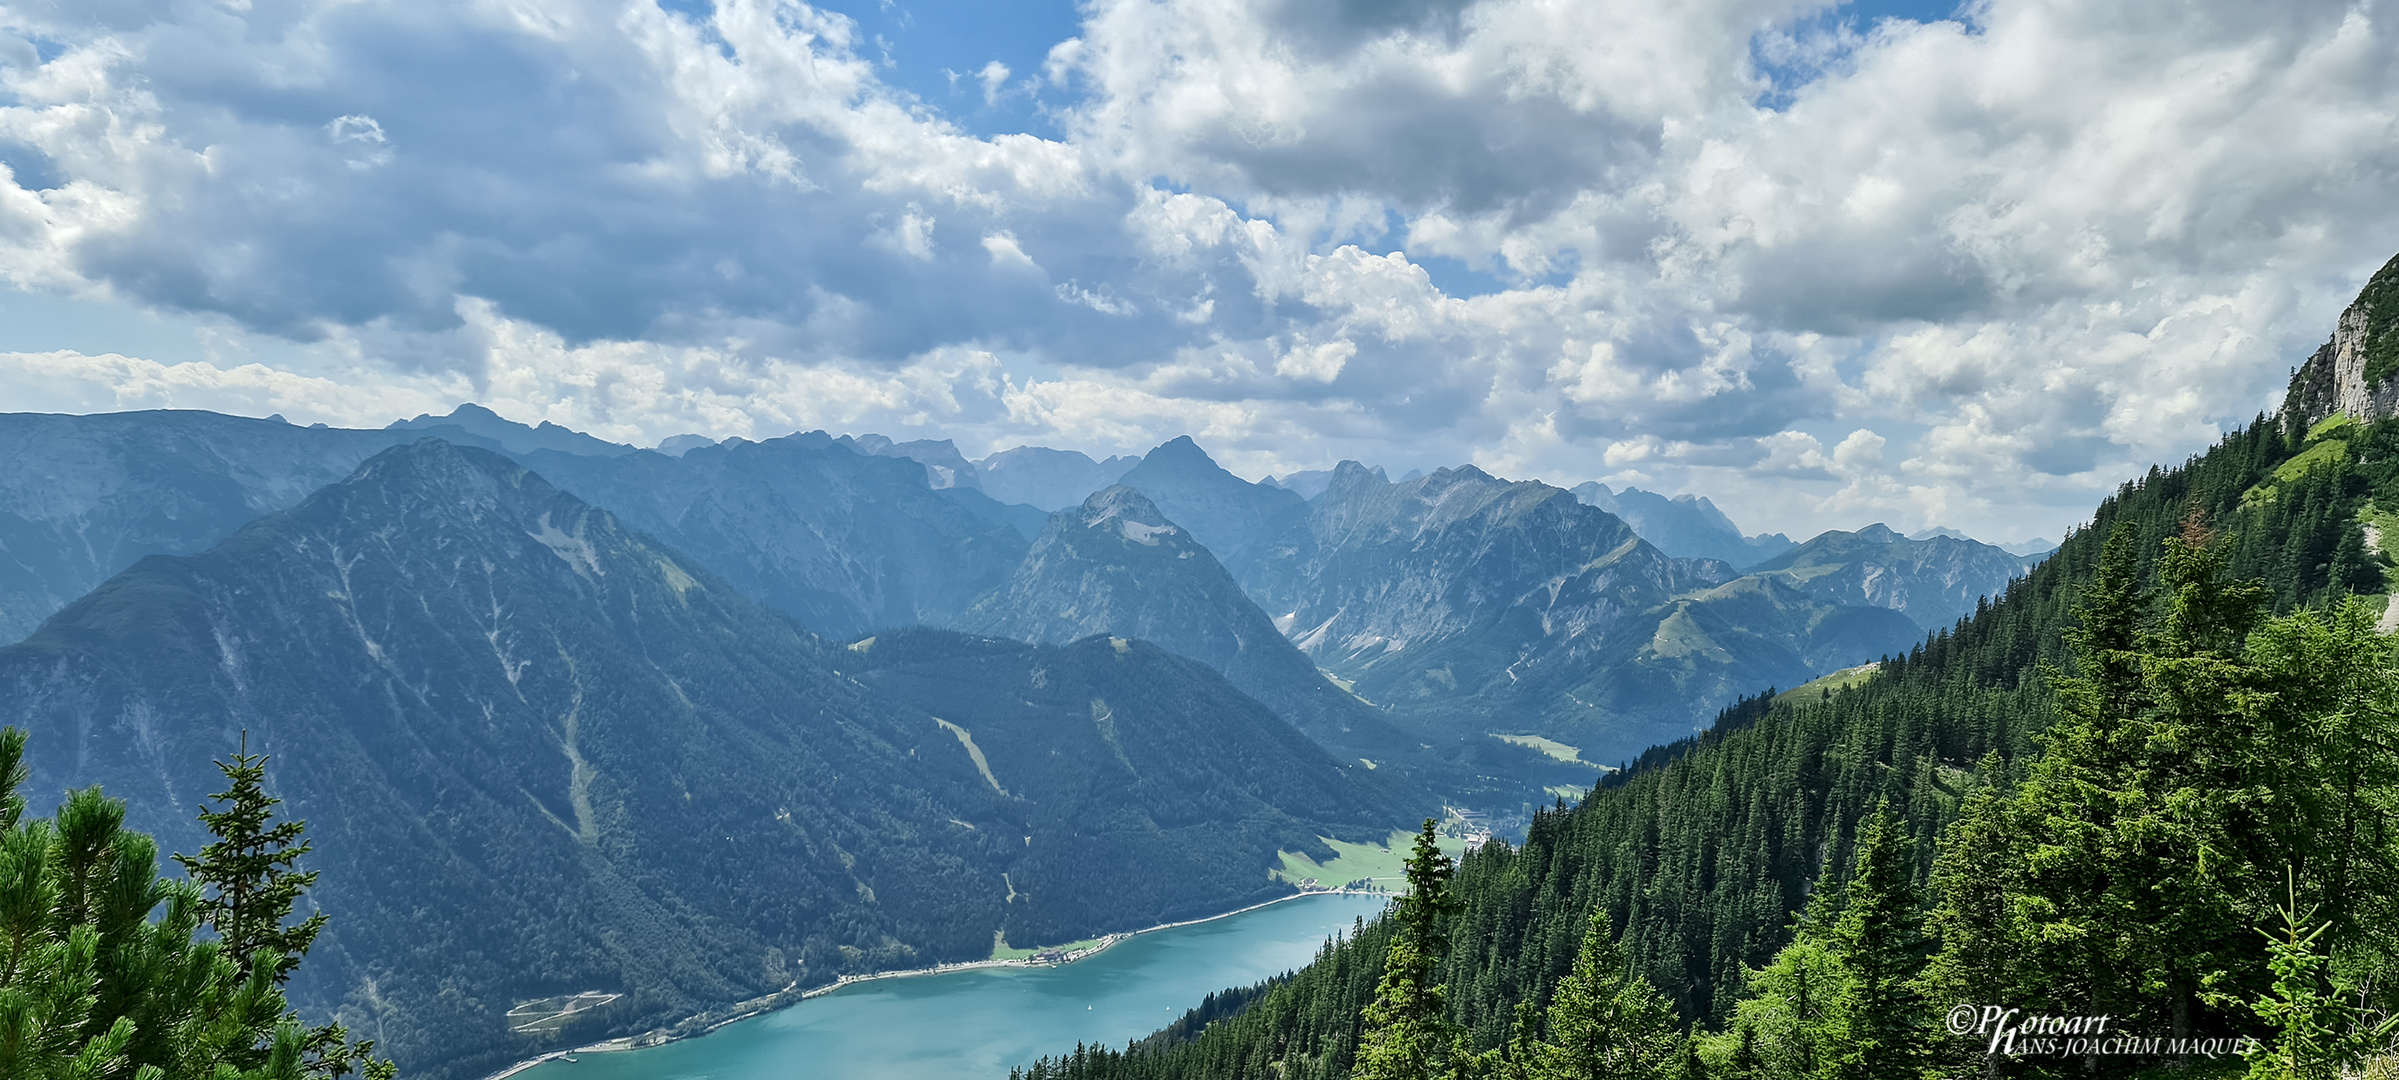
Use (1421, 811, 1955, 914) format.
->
(1018, 403, 2399, 1080)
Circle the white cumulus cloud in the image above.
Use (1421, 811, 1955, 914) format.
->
(0, 0, 2392, 545)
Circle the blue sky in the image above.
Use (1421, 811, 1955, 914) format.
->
(0, 0, 2392, 544)
(804, 0, 1973, 138)
(808, 0, 1089, 137)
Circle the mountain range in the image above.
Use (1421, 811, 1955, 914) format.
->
(953, 486, 1397, 755)
(1015, 247, 2399, 1080)
(1743, 523, 2043, 632)
(0, 405, 2046, 780)
(0, 399, 2050, 1078)
(1570, 482, 1795, 567)
(506, 433, 1037, 639)
(0, 410, 428, 643)
(0, 440, 1399, 1080)
(1231, 462, 1926, 762)
(978, 446, 1142, 510)
(389, 402, 638, 458)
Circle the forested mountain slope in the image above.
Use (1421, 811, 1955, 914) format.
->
(0, 440, 1395, 1080)
(835, 627, 1412, 944)
(1028, 341, 2399, 1079)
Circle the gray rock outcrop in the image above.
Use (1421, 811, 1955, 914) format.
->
(2285, 252, 2399, 427)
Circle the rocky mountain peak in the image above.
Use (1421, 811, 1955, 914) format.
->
(2285, 251, 2399, 426)
(1415, 464, 1497, 494)
(1116, 437, 1305, 559)
(1076, 485, 1179, 536)
(1566, 482, 1792, 567)
(1325, 460, 1388, 493)
(1745, 523, 2040, 632)
(1144, 435, 1213, 467)
(951, 479, 1405, 760)
(350, 436, 526, 503)
(387, 402, 635, 458)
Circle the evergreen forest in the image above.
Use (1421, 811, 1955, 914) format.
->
(1010, 406, 2399, 1079)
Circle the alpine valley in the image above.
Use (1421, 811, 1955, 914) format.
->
(0, 380, 2053, 1078)
(1006, 257, 2399, 1080)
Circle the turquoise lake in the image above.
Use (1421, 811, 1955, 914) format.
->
(516, 893, 1387, 1080)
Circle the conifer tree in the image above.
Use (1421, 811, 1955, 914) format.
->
(1484, 1000, 1545, 1080)
(1537, 909, 1680, 1080)
(2064, 521, 2149, 707)
(174, 740, 390, 1080)
(1715, 913, 1836, 1080)
(174, 737, 326, 986)
(2240, 872, 2395, 1080)
(1821, 805, 1929, 1080)
(2136, 520, 2273, 1038)
(1675, 1033, 1709, 1080)
(1354, 820, 1464, 1080)
(1992, 519, 2154, 1023)
(0, 727, 383, 1080)
(2322, 520, 2381, 598)
(1918, 755, 2019, 997)
(2242, 596, 2399, 951)
(1917, 756, 2025, 1077)
(1725, 1021, 1762, 1080)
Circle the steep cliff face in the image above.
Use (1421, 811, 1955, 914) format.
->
(2285, 252, 2399, 427)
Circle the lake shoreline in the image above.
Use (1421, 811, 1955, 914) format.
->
(480, 887, 1390, 1080)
